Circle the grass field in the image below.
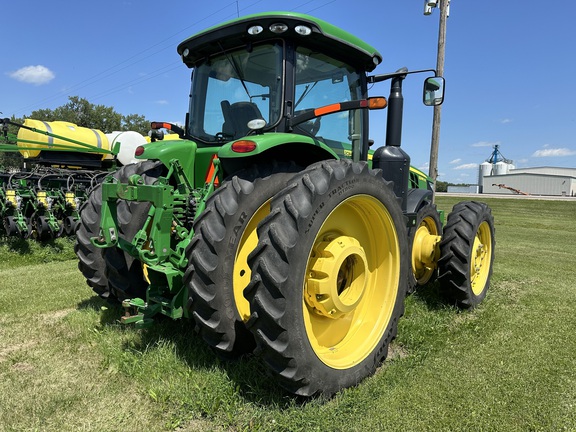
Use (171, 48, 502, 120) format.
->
(1, 196, 575, 431)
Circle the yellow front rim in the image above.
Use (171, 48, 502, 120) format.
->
(303, 195, 401, 369)
(470, 221, 492, 295)
(233, 202, 269, 322)
(411, 216, 441, 285)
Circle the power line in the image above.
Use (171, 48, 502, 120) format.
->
(12, 0, 334, 116)
(11, 2, 240, 116)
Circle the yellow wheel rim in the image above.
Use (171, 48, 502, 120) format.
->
(303, 195, 401, 369)
(470, 221, 493, 296)
(411, 216, 441, 285)
(233, 201, 269, 322)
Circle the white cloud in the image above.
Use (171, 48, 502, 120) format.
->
(500, 118, 512, 124)
(454, 163, 478, 170)
(471, 141, 499, 148)
(532, 147, 576, 157)
(155, 100, 169, 105)
(449, 158, 461, 164)
(8, 65, 55, 85)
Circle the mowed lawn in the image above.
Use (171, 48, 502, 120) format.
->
(0, 196, 575, 431)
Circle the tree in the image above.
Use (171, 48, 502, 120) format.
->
(26, 96, 150, 134)
(121, 113, 150, 136)
(435, 180, 448, 192)
(0, 115, 25, 170)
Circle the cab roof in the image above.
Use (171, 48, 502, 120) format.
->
(177, 11, 382, 72)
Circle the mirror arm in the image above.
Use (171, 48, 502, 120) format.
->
(368, 68, 438, 84)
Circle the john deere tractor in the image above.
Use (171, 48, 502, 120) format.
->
(76, 11, 495, 396)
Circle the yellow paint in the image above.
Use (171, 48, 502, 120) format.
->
(302, 195, 401, 369)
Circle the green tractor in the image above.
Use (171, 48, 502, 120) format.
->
(76, 11, 495, 396)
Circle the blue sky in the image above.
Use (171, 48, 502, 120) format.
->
(2, 0, 575, 183)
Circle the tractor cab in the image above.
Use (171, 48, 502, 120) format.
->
(177, 12, 384, 163)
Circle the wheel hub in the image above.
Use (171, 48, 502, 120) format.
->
(412, 226, 441, 271)
(306, 233, 368, 319)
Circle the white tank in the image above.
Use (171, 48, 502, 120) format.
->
(106, 131, 148, 166)
(494, 161, 508, 175)
(478, 162, 492, 184)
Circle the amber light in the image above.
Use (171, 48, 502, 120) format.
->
(150, 122, 171, 130)
(368, 97, 387, 109)
(231, 140, 257, 153)
(135, 146, 145, 156)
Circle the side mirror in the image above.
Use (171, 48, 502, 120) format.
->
(423, 76, 445, 106)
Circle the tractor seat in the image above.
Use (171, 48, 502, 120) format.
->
(221, 100, 264, 138)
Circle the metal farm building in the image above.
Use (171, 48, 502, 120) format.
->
(481, 166, 576, 197)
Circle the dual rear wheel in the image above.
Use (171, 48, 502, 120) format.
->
(75, 159, 495, 397)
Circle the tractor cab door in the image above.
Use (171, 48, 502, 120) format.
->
(291, 46, 367, 161)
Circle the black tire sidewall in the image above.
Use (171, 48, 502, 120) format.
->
(186, 162, 301, 356)
(439, 201, 495, 307)
(251, 160, 409, 395)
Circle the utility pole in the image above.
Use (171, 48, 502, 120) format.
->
(424, 0, 449, 195)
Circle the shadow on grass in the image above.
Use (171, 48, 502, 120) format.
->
(409, 280, 452, 311)
(1, 236, 32, 254)
(137, 318, 297, 407)
(75, 295, 296, 407)
(77, 295, 126, 325)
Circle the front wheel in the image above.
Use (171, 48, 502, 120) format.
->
(408, 204, 442, 293)
(245, 160, 409, 397)
(438, 201, 495, 308)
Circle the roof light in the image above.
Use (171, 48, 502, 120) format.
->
(247, 25, 263, 35)
(231, 140, 257, 153)
(294, 25, 312, 36)
(182, 48, 190, 57)
(269, 23, 288, 34)
(247, 119, 266, 130)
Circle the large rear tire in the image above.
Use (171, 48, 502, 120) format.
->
(75, 183, 110, 299)
(103, 161, 165, 301)
(184, 162, 301, 358)
(438, 201, 495, 308)
(245, 160, 409, 396)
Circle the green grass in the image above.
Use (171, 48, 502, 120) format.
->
(1, 196, 575, 431)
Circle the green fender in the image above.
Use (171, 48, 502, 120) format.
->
(217, 133, 340, 174)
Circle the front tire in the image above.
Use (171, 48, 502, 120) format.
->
(245, 160, 409, 397)
(438, 201, 495, 308)
(184, 162, 301, 358)
(408, 204, 442, 293)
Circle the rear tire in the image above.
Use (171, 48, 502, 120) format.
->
(75, 183, 110, 299)
(103, 161, 165, 301)
(438, 201, 495, 308)
(245, 160, 408, 396)
(184, 162, 301, 358)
